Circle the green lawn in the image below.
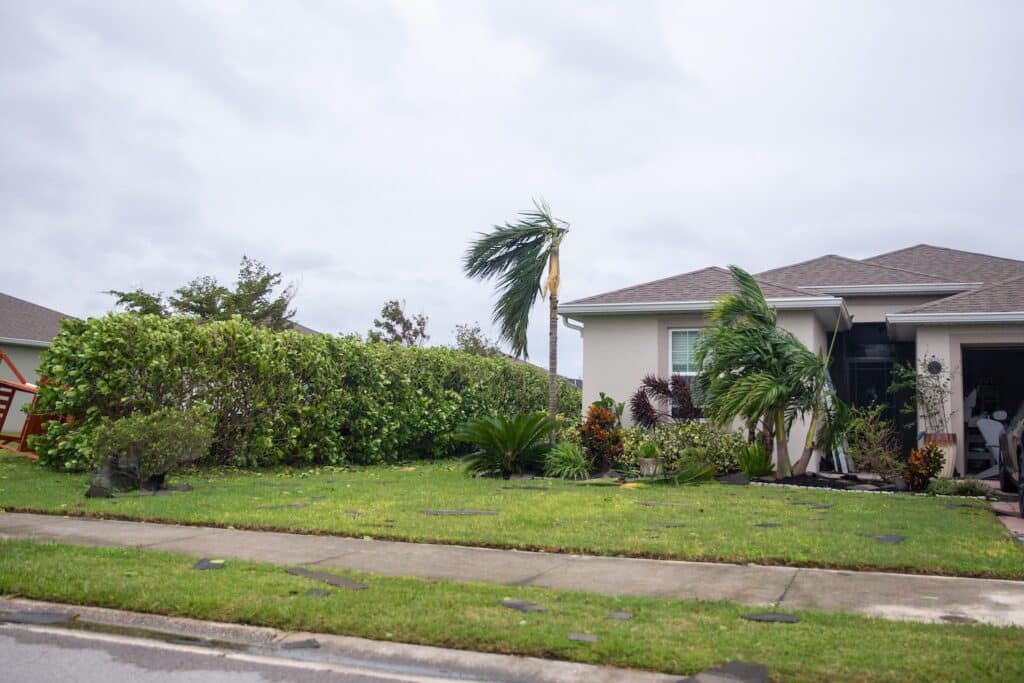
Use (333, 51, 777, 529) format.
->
(1, 539, 1022, 682)
(2, 453, 1022, 579)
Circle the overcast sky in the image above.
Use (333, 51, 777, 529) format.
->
(3, 1, 1023, 377)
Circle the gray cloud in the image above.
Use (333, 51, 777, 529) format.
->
(2, 0, 1024, 378)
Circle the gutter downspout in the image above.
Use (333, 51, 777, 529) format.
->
(561, 315, 583, 333)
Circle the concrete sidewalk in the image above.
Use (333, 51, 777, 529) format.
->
(3, 512, 1024, 627)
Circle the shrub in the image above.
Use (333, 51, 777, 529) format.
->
(616, 422, 742, 474)
(555, 418, 582, 446)
(737, 440, 774, 477)
(846, 406, 902, 482)
(544, 442, 590, 480)
(927, 477, 991, 498)
(457, 413, 554, 478)
(580, 403, 623, 473)
(32, 314, 582, 470)
(905, 443, 944, 491)
(629, 374, 698, 428)
(91, 407, 214, 490)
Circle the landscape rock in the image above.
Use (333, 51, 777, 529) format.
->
(500, 598, 545, 613)
(286, 566, 368, 590)
(740, 613, 799, 624)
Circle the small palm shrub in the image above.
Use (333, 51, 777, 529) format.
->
(91, 407, 214, 491)
(457, 413, 554, 478)
(544, 442, 591, 480)
(580, 403, 623, 473)
(905, 443, 944, 491)
(737, 440, 774, 477)
(927, 477, 990, 498)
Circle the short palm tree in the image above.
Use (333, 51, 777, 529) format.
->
(694, 267, 823, 478)
(463, 200, 569, 435)
(457, 413, 555, 478)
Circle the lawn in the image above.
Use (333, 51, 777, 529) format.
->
(1, 539, 1022, 682)
(2, 453, 1022, 579)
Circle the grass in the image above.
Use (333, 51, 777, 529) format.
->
(2, 454, 1022, 579)
(1, 539, 1022, 682)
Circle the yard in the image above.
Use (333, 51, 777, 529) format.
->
(2, 454, 1022, 579)
(2, 539, 1023, 682)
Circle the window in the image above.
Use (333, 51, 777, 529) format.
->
(669, 329, 703, 409)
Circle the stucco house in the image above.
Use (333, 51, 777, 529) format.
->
(0, 292, 74, 433)
(559, 245, 1024, 475)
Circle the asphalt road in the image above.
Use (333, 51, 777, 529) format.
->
(0, 625, 460, 683)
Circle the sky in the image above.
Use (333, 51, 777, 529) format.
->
(3, 1, 1023, 378)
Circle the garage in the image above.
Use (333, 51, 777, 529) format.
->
(962, 346, 1024, 477)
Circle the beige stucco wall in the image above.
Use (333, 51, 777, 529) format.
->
(914, 324, 1024, 474)
(0, 343, 43, 433)
(575, 309, 831, 471)
(842, 295, 945, 324)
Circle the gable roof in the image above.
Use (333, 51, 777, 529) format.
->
(562, 266, 814, 307)
(0, 292, 74, 346)
(864, 244, 1024, 285)
(756, 254, 947, 288)
(893, 273, 1024, 315)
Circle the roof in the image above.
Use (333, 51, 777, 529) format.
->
(563, 266, 814, 306)
(894, 273, 1024, 315)
(756, 254, 946, 288)
(288, 321, 321, 335)
(0, 292, 74, 345)
(864, 244, 1024, 285)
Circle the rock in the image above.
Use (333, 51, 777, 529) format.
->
(420, 509, 499, 516)
(500, 598, 545, 613)
(872, 534, 905, 544)
(84, 484, 113, 498)
(193, 558, 226, 570)
(304, 589, 331, 597)
(694, 661, 770, 682)
(567, 633, 597, 643)
(286, 566, 368, 590)
(609, 611, 633, 620)
(740, 612, 799, 623)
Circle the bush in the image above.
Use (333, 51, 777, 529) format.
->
(580, 404, 623, 473)
(737, 440, 774, 477)
(544, 442, 590, 480)
(617, 422, 743, 474)
(91, 407, 214, 490)
(927, 477, 991, 498)
(32, 314, 582, 470)
(846, 406, 902, 482)
(555, 418, 582, 446)
(905, 443, 944, 491)
(457, 413, 554, 478)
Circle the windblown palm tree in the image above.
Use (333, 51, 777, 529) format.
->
(463, 200, 569, 434)
(694, 267, 823, 477)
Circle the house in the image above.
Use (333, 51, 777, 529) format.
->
(0, 292, 74, 433)
(559, 245, 1024, 475)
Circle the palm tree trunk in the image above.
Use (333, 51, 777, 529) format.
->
(774, 409, 791, 478)
(791, 410, 819, 476)
(548, 291, 558, 442)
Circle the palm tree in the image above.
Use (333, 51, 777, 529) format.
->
(463, 200, 569, 436)
(694, 267, 822, 478)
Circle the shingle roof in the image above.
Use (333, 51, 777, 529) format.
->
(563, 267, 813, 306)
(864, 244, 1024, 285)
(756, 254, 945, 287)
(895, 274, 1024, 314)
(0, 292, 74, 344)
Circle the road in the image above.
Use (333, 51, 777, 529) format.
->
(0, 624, 466, 683)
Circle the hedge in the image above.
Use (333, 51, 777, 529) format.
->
(32, 314, 582, 470)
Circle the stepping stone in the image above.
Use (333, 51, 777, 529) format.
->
(754, 522, 782, 528)
(501, 598, 545, 613)
(940, 614, 978, 624)
(282, 638, 320, 650)
(500, 485, 548, 491)
(638, 501, 687, 507)
(286, 567, 367, 591)
(256, 503, 308, 510)
(695, 661, 769, 683)
(740, 613, 799, 624)
(809, 503, 833, 510)
(193, 558, 226, 570)
(609, 611, 633, 620)
(872, 534, 905, 544)
(360, 523, 396, 529)
(304, 589, 331, 598)
(567, 633, 597, 643)
(421, 509, 499, 516)
(344, 510, 362, 517)
(0, 610, 76, 625)
(658, 522, 686, 528)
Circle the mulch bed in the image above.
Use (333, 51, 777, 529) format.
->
(758, 472, 901, 493)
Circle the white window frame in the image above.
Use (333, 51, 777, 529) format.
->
(668, 328, 701, 379)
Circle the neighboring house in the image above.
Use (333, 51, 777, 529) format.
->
(560, 245, 1024, 475)
(0, 292, 75, 432)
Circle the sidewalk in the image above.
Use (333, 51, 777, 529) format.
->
(3, 512, 1024, 627)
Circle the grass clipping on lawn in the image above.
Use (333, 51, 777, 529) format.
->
(2, 539, 1024, 682)
(2, 455, 1023, 579)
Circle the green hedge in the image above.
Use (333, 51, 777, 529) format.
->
(33, 314, 581, 470)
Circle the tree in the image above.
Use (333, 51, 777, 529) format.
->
(367, 300, 429, 346)
(453, 323, 501, 356)
(463, 200, 568, 439)
(108, 256, 297, 330)
(693, 266, 822, 478)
